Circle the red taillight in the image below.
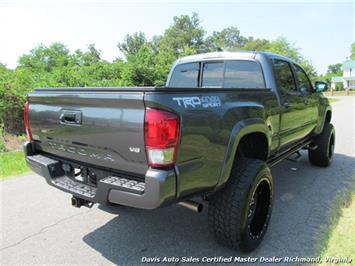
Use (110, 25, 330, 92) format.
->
(24, 100, 33, 141)
(144, 108, 180, 168)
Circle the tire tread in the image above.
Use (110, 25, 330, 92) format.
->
(208, 158, 270, 251)
(309, 123, 335, 167)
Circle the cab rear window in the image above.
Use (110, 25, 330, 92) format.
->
(169, 60, 265, 88)
(169, 63, 199, 88)
(202, 62, 224, 88)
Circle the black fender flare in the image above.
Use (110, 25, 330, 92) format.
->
(215, 118, 272, 189)
(316, 105, 332, 134)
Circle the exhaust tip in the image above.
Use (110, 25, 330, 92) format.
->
(178, 200, 203, 213)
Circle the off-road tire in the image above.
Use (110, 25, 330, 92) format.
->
(309, 123, 335, 167)
(208, 158, 274, 252)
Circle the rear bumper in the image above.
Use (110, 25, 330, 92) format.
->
(24, 141, 176, 209)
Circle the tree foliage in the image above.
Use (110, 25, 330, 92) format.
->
(1, 13, 330, 135)
(118, 32, 147, 57)
(158, 13, 205, 55)
(327, 63, 342, 76)
(205, 27, 248, 51)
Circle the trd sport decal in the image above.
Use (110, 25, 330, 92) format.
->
(172, 96, 221, 108)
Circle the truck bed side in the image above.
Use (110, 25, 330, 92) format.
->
(144, 88, 280, 198)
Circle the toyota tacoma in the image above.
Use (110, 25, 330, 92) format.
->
(24, 51, 335, 252)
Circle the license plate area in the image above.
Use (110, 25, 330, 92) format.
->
(72, 167, 97, 186)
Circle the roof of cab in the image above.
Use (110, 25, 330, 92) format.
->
(175, 51, 294, 64)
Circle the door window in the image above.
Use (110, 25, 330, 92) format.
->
(272, 59, 296, 94)
(293, 64, 313, 94)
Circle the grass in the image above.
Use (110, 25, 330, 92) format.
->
(0, 151, 30, 179)
(324, 91, 355, 97)
(320, 196, 355, 265)
(317, 175, 355, 265)
(327, 98, 340, 104)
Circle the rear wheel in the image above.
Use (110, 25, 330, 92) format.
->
(309, 123, 335, 167)
(208, 158, 274, 252)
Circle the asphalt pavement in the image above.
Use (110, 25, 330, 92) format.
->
(1, 97, 354, 265)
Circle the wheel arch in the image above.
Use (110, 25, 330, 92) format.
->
(325, 110, 332, 123)
(216, 119, 271, 189)
(315, 105, 332, 134)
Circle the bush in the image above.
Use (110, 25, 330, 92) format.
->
(0, 64, 28, 135)
(0, 127, 6, 152)
(0, 92, 27, 135)
(0, 140, 6, 152)
(335, 83, 344, 91)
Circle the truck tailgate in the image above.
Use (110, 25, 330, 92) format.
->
(28, 89, 148, 175)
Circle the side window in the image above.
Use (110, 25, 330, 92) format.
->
(224, 61, 265, 88)
(169, 63, 200, 88)
(293, 64, 313, 94)
(272, 59, 296, 94)
(202, 62, 224, 87)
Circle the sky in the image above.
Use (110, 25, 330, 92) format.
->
(0, 0, 353, 74)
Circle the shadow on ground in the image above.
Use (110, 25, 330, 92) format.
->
(83, 152, 355, 265)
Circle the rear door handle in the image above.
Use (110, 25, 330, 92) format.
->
(60, 110, 82, 125)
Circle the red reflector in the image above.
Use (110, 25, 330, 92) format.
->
(144, 108, 180, 168)
(24, 101, 33, 141)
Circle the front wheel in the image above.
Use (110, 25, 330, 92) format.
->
(208, 158, 274, 252)
(309, 123, 335, 167)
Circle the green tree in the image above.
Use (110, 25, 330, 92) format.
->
(118, 32, 147, 58)
(18, 42, 70, 72)
(82, 44, 101, 66)
(158, 13, 205, 55)
(266, 37, 301, 61)
(120, 44, 157, 86)
(205, 27, 248, 51)
(326, 63, 342, 76)
(242, 38, 270, 51)
(351, 42, 355, 60)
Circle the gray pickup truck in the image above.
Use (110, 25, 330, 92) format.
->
(24, 51, 334, 252)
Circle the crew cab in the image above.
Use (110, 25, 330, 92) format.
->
(24, 51, 334, 251)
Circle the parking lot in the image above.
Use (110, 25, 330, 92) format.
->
(1, 97, 354, 265)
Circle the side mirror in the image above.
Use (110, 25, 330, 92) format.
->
(315, 81, 328, 92)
